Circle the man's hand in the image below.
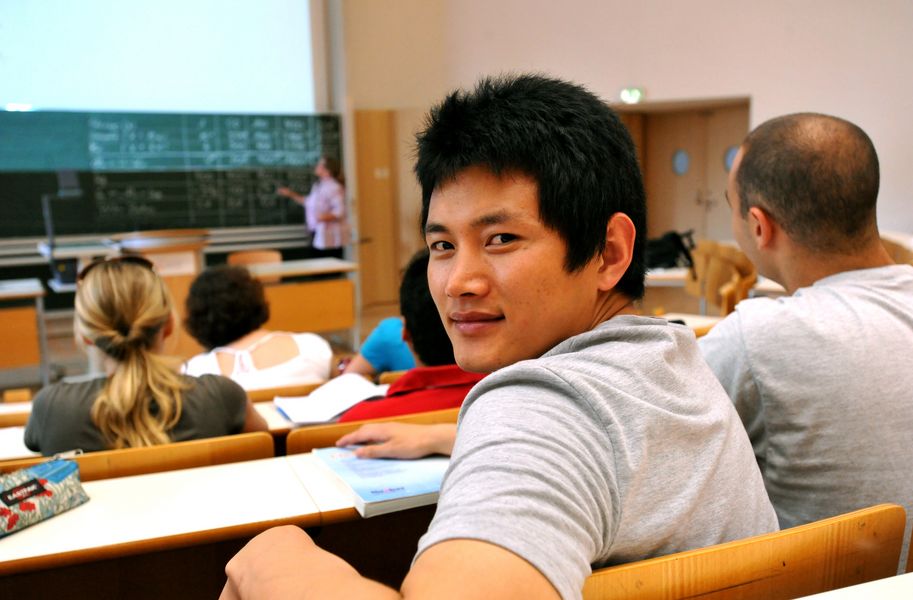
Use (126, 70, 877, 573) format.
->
(336, 423, 457, 459)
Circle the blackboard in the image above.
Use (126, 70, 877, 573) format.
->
(0, 111, 341, 238)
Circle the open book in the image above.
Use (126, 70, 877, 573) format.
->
(312, 447, 449, 518)
(274, 374, 388, 424)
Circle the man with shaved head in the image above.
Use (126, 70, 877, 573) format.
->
(699, 113, 913, 566)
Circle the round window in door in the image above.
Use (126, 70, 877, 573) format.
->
(672, 149, 690, 176)
(724, 145, 739, 172)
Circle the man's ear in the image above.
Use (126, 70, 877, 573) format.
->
(746, 206, 777, 250)
(401, 324, 412, 344)
(596, 213, 636, 291)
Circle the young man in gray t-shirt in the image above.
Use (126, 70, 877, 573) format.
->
(221, 75, 777, 600)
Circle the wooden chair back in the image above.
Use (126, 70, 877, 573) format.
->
(2, 388, 32, 403)
(247, 381, 326, 403)
(0, 431, 274, 482)
(685, 240, 757, 315)
(0, 409, 30, 428)
(285, 407, 461, 455)
(378, 370, 408, 385)
(716, 244, 758, 314)
(883, 237, 913, 265)
(227, 249, 283, 284)
(583, 504, 906, 600)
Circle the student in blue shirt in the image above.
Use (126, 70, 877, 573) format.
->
(342, 317, 415, 378)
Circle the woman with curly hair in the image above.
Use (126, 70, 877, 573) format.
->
(182, 265, 332, 390)
(24, 256, 266, 456)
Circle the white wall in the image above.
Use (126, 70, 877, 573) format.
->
(0, 0, 320, 113)
(342, 0, 913, 232)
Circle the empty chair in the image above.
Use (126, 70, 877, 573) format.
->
(583, 504, 906, 600)
(684, 240, 757, 316)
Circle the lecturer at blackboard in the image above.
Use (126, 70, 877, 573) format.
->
(277, 156, 350, 259)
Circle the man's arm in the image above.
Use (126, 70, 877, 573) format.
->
(336, 423, 457, 458)
(698, 314, 767, 459)
(221, 526, 559, 600)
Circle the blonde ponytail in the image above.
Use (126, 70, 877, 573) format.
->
(76, 259, 188, 449)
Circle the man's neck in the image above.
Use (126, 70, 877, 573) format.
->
(590, 290, 637, 328)
(775, 240, 894, 294)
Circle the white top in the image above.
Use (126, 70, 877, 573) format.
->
(183, 332, 332, 391)
(305, 178, 350, 250)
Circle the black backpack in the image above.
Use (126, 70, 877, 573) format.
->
(645, 230, 695, 269)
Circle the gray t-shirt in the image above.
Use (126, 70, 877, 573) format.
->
(25, 373, 248, 456)
(699, 264, 913, 566)
(417, 315, 777, 600)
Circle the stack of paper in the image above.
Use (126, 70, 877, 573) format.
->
(274, 373, 388, 424)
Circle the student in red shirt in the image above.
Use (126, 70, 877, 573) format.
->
(338, 249, 484, 422)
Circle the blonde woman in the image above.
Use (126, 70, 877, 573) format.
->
(24, 256, 267, 456)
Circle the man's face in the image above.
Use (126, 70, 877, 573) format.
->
(425, 166, 606, 373)
(726, 148, 755, 260)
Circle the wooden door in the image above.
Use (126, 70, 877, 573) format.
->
(642, 104, 748, 241)
(354, 111, 400, 308)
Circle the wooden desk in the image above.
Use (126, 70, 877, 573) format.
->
(661, 312, 723, 337)
(645, 267, 692, 287)
(0, 455, 327, 576)
(0, 278, 50, 385)
(797, 571, 913, 598)
(0, 452, 436, 598)
(0, 426, 38, 460)
(646, 268, 785, 296)
(254, 401, 293, 435)
(245, 257, 356, 280)
(248, 258, 359, 347)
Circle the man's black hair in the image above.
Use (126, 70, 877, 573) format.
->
(736, 113, 880, 252)
(184, 265, 270, 350)
(399, 249, 455, 366)
(415, 73, 647, 299)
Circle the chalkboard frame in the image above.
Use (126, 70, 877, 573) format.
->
(0, 110, 342, 239)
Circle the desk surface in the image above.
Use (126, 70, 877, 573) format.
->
(0, 426, 38, 461)
(645, 268, 786, 296)
(661, 312, 723, 330)
(797, 572, 913, 598)
(0, 278, 45, 300)
(0, 453, 356, 575)
(254, 401, 293, 433)
(246, 257, 357, 278)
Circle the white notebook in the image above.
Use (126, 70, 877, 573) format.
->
(274, 373, 388, 424)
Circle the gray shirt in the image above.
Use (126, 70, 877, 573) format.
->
(418, 315, 777, 599)
(25, 374, 248, 456)
(699, 264, 913, 567)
